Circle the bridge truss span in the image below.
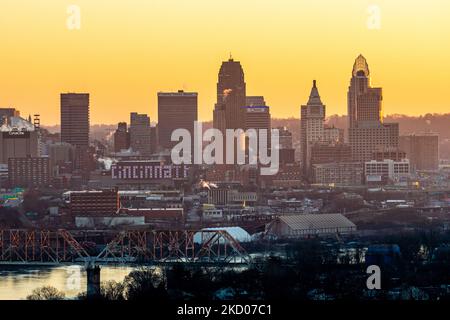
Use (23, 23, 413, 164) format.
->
(0, 229, 251, 266)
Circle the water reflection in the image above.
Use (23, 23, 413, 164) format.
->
(0, 265, 135, 300)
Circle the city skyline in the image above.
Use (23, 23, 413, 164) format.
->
(1, 0, 450, 125)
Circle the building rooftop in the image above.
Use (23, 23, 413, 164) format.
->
(0, 116, 35, 132)
(158, 91, 198, 97)
(278, 213, 356, 231)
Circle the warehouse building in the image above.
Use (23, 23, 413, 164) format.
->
(267, 213, 356, 238)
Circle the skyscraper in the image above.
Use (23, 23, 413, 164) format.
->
(243, 103, 271, 163)
(129, 112, 152, 157)
(301, 80, 326, 176)
(245, 96, 266, 107)
(213, 57, 246, 131)
(60, 93, 90, 148)
(347, 55, 399, 162)
(243, 95, 270, 131)
(157, 90, 198, 151)
(347, 55, 382, 128)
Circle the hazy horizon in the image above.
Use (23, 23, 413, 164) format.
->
(37, 112, 449, 128)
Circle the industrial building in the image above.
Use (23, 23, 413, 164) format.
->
(0, 116, 40, 164)
(267, 213, 356, 238)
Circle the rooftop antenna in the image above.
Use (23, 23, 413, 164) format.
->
(229, 52, 233, 61)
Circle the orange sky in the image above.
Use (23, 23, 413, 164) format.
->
(1, 0, 449, 125)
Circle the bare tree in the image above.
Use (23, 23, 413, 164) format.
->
(27, 286, 66, 300)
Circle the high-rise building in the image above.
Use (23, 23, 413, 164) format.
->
(113, 122, 130, 152)
(347, 55, 382, 128)
(60, 93, 91, 181)
(157, 90, 198, 151)
(48, 142, 74, 176)
(129, 113, 152, 157)
(399, 133, 439, 171)
(246, 96, 266, 107)
(213, 57, 247, 131)
(60, 93, 90, 148)
(347, 55, 399, 162)
(301, 80, 325, 176)
(8, 156, 50, 187)
(243, 106, 270, 131)
(243, 105, 271, 163)
(349, 123, 399, 162)
(0, 116, 40, 164)
(278, 127, 295, 164)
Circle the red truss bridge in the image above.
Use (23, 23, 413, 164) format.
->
(0, 229, 251, 266)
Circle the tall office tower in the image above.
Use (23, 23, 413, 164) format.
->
(347, 55, 399, 162)
(113, 122, 130, 152)
(0, 116, 40, 164)
(243, 104, 271, 163)
(244, 106, 270, 131)
(213, 57, 247, 131)
(157, 90, 198, 151)
(129, 112, 152, 157)
(60, 93, 90, 148)
(300, 80, 325, 176)
(399, 133, 439, 171)
(348, 55, 382, 128)
(246, 96, 266, 107)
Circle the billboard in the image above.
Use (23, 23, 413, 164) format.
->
(111, 161, 189, 180)
(3, 131, 31, 139)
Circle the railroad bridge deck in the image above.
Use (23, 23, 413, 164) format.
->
(0, 228, 251, 266)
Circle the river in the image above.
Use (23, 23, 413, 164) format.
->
(0, 265, 135, 300)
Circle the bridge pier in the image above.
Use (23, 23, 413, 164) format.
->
(86, 261, 101, 299)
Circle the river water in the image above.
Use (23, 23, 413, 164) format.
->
(0, 265, 135, 300)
